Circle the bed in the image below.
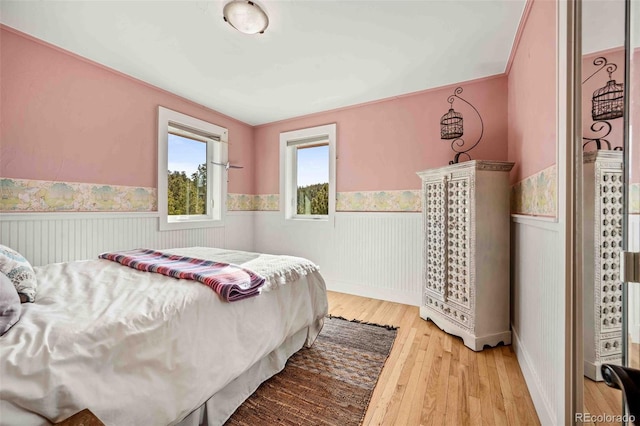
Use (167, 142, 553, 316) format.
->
(0, 247, 328, 425)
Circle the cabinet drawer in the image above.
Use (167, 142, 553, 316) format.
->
(424, 294, 472, 330)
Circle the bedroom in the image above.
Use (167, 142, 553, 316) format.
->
(1, 0, 639, 425)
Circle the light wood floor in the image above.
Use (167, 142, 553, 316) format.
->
(582, 341, 639, 426)
(327, 291, 541, 425)
(584, 379, 622, 426)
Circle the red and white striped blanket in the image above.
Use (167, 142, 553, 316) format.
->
(99, 249, 265, 302)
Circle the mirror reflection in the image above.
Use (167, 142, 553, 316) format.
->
(581, 0, 640, 422)
(581, 0, 626, 422)
(626, 0, 640, 378)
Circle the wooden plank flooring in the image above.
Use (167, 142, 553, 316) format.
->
(326, 291, 541, 425)
(584, 378, 622, 426)
(581, 341, 639, 426)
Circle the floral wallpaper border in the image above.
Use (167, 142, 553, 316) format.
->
(227, 193, 279, 211)
(0, 178, 279, 213)
(253, 194, 279, 211)
(226, 193, 254, 211)
(230, 191, 422, 212)
(337, 190, 421, 212)
(1, 178, 157, 212)
(4, 177, 636, 215)
(511, 165, 558, 217)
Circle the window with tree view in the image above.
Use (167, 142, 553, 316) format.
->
(167, 132, 208, 217)
(296, 144, 329, 216)
(280, 123, 335, 222)
(158, 106, 226, 231)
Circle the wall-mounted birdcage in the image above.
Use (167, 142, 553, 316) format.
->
(439, 87, 484, 164)
(440, 107, 463, 139)
(592, 79, 624, 121)
(582, 56, 624, 151)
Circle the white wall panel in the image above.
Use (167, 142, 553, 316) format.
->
(0, 212, 254, 266)
(253, 211, 422, 306)
(511, 215, 563, 426)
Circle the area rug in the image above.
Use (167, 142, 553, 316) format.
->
(225, 315, 398, 426)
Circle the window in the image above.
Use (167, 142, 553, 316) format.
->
(280, 124, 336, 221)
(157, 107, 227, 230)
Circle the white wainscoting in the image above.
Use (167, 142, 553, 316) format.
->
(253, 211, 423, 306)
(510, 215, 564, 426)
(0, 211, 255, 266)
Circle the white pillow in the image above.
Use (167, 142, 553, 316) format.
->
(0, 244, 38, 303)
(0, 272, 21, 335)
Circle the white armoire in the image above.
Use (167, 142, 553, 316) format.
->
(583, 150, 623, 381)
(417, 160, 514, 351)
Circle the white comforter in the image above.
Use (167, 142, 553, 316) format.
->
(0, 247, 328, 425)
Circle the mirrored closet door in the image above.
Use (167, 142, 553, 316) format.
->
(580, 0, 639, 423)
(623, 0, 640, 401)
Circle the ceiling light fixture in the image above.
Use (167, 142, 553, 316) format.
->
(223, 0, 269, 35)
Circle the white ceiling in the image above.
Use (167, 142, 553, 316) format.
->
(2, 0, 529, 125)
(582, 0, 627, 54)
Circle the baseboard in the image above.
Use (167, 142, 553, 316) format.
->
(324, 278, 420, 307)
(583, 360, 601, 382)
(511, 326, 555, 425)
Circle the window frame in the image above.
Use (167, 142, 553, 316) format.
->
(157, 106, 227, 231)
(279, 123, 336, 222)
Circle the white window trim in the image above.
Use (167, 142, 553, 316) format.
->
(157, 106, 227, 231)
(279, 123, 336, 223)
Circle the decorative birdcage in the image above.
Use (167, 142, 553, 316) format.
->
(440, 107, 463, 139)
(439, 87, 484, 164)
(592, 79, 624, 121)
(582, 56, 624, 151)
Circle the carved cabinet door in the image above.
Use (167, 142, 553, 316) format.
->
(423, 177, 448, 302)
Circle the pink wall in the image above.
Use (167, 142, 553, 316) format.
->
(507, 0, 557, 184)
(254, 76, 508, 194)
(1, 25, 508, 198)
(0, 27, 255, 194)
